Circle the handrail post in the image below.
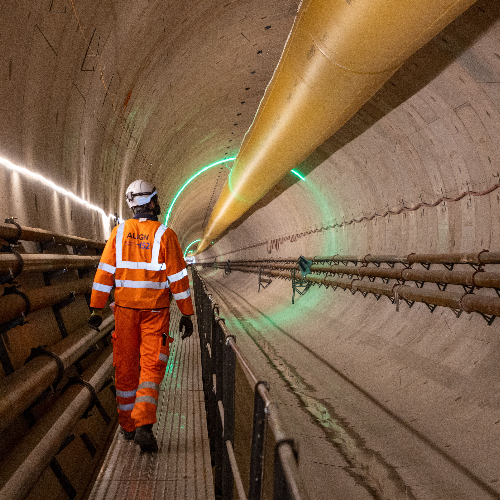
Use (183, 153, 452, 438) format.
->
(274, 440, 298, 500)
(213, 320, 224, 495)
(222, 335, 236, 499)
(248, 381, 269, 500)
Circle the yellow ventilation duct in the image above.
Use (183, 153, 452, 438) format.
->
(197, 0, 476, 253)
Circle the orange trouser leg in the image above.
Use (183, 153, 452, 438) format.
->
(130, 308, 171, 427)
(113, 306, 141, 432)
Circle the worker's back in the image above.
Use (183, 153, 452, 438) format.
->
(92, 217, 190, 311)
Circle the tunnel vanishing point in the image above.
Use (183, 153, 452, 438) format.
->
(1, 1, 500, 499)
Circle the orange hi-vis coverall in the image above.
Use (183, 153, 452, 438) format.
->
(90, 215, 194, 431)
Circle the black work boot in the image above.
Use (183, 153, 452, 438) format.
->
(120, 427, 136, 441)
(134, 424, 158, 453)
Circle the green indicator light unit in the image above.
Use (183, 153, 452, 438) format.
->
(291, 169, 306, 181)
(165, 157, 237, 226)
(183, 239, 201, 257)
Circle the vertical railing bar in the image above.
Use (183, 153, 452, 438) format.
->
(248, 382, 269, 500)
(222, 335, 236, 499)
(226, 440, 248, 500)
(277, 443, 308, 500)
(214, 320, 224, 495)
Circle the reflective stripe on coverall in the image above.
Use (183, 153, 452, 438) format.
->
(90, 217, 194, 430)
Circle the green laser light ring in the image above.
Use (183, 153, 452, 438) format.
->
(184, 239, 201, 257)
(165, 159, 306, 227)
(291, 169, 306, 181)
(165, 158, 237, 226)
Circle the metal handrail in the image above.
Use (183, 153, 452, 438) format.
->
(193, 266, 310, 500)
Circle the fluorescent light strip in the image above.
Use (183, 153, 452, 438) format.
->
(0, 156, 114, 219)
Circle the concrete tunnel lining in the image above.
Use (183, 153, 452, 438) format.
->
(1, 0, 500, 498)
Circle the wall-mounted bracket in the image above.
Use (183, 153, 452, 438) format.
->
(37, 237, 57, 253)
(468, 263, 482, 271)
(298, 256, 312, 277)
(479, 313, 496, 325)
(258, 268, 272, 292)
(73, 244, 88, 255)
(0, 314, 25, 376)
(291, 269, 311, 304)
(43, 267, 68, 285)
(403, 298, 415, 308)
(51, 292, 76, 338)
(425, 303, 437, 313)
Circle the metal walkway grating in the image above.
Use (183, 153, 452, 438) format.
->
(88, 304, 215, 500)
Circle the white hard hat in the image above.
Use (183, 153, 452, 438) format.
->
(125, 180, 157, 208)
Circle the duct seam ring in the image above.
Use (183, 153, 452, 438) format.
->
(4, 218, 22, 245)
(62, 376, 111, 424)
(2, 285, 31, 317)
(25, 346, 65, 390)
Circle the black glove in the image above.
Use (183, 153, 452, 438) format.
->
(88, 310, 103, 331)
(179, 315, 193, 339)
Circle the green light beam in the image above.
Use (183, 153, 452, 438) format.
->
(291, 169, 306, 181)
(184, 239, 201, 257)
(165, 157, 237, 226)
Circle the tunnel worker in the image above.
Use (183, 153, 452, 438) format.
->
(87, 180, 194, 453)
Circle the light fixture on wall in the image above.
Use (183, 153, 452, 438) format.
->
(0, 155, 115, 220)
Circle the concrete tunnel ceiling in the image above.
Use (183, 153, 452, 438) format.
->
(1, 0, 498, 256)
(1, 0, 303, 248)
(2, 0, 500, 498)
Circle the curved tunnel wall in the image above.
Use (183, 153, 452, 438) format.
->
(1, 0, 500, 498)
(196, 2, 500, 497)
